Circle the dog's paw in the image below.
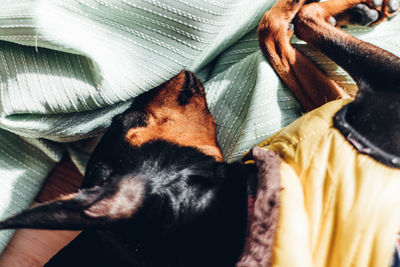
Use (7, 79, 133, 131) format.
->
(336, 0, 399, 26)
(258, 0, 313, 37)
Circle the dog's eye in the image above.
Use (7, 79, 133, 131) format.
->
(97, 176, 111, 186)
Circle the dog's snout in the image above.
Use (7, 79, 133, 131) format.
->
(184, 70, 196, 88)
(178, 70, 204, 105)
(123, 70, 222, 161)
(184, 70, 201, 91)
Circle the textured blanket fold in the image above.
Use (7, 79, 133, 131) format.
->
(0, 0, 399, 252)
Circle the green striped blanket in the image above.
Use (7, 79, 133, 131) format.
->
(0, 0, 399, 251)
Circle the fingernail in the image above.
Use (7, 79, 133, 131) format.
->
(360, 9, 379, 26)
(354, 3, 369, 11)
(373, 0, 383, 7)
(329, 16, 336, 26)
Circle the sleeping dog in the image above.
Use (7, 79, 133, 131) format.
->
(1, 0, 400, 266)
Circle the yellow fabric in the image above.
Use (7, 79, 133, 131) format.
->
(256, 99, 400, 267)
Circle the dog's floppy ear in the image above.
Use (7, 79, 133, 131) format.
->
(0, 177, 145, 230)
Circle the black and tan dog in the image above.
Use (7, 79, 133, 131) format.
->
(0, 0, 400, 266)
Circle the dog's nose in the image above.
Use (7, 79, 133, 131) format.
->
(184, 70, 198, 90)
(178, 70, 204, 105)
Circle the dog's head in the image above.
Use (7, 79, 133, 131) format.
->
(0, 71, 257, 266)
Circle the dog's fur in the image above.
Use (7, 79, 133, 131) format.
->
(0, 0, 399, 266)
(258, 0, 400, 165)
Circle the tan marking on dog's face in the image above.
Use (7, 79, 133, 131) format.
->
(125, 71, 223, 161)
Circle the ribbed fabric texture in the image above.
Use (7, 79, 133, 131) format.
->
(0, 0, 399, 251)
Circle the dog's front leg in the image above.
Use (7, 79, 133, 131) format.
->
(294, 0, 400, 156)
(294, 0, 400, 93)
(258, 0, 349, 111)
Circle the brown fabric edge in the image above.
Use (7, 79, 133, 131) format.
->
(237, 146, 281, 267)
